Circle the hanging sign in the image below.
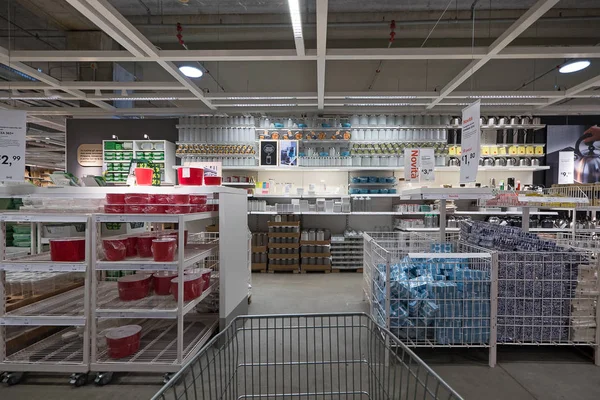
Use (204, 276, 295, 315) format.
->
(77, 144, 103, 167)
(0, 110, 26, 181)
(419, 148, 435, 182)
(460, 100, 481, 183)
(259, 140, 278, 167)
(404, 148, 435, 182)
(558, 151, 575, 184)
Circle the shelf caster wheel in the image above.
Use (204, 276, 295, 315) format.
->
(2, 372, 24, 386)
(70, 373, 88, 387)
(94, 372, 113, 386)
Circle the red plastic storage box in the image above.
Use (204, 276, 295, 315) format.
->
(152, 238, 177, 262)
(170, 273, 203, 301)
(49, 238, 86, 262)
(103, 237, 128, 261)
(117, 274, 152, 301)
(106, 325, 142, 359)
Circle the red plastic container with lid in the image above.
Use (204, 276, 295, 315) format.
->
(104, 204, 125, 214)
(117, 274, 152, 301)
(124, 193, 150, 205)
(124, 204, 147, 214)
(177, 166, 204, 185)
(136, 234, 155, 258)
(103, 237, 128, 261)
(145, 204, 166, 214)
(203, 176, 222, 186)
(164, 205, 191, 214)
(106, 325, 142, 359)
(158, 230, 188, 246)
(106, 193, 125, 204)
(170, 273, 203, 301)
(152, 238, 177, 262)
(49, 238, 86, 262)
(125, 236, 138, 257)
(198, 268, 212, 290)
(189, 195, 207, 205)
(153, 272, 178, 296)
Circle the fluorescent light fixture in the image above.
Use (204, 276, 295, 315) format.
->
(45, 137, 50, 140)
(345, 96, 417, 99)
(230, 104, 298, 107)
(108, 97, 178, 101)
(0, 95, 61, 100)
(179, 65, 203, 78)
(468, 95, 539, 99)
(559, 60, 590, 74)
(224, 96, 296, 100)
(288, 0, 303, 38)
(344, 103, 412, 107)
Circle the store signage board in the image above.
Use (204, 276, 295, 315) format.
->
(460, 100, 481, 183)
(0, 110, 26, 181)
(77, 144, 103, 167)
(259, 140, 279, 166)
(558, 151, 574, 184)
(404, 148, 435, 182)
(279, 140, 299, 167)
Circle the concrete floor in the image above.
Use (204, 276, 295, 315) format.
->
(1, 273, 599, 399)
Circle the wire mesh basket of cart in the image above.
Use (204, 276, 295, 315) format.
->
(151, 312, 462, 400)
(363, 231, 497, 367)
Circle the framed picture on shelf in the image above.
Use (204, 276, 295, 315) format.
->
(278, 140, 298, 167)
(259, 140, 279, 167)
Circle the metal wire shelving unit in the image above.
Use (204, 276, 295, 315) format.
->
(90, 211, 221, 385)
(0, 213, 91, 386)
(331, 235, 364, 270)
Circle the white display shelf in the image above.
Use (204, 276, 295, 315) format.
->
(222, 182, 255, 187)
(92, 315, 218, 373)
(0, 253, 86, 272)
(96, 244, 217, 271)
(256, 124, 545, 131)
(349, 183, 396, 187)
(223, 166, 549, 172)
(96, 281, 218, 319)
(0, 213, 90, 223)
(401, 187, 493, 200)
(453, 210, 559, 216)
(94, 211, 218, 223)
(395, 227, 461, 232)
(0, 286, 86, 326)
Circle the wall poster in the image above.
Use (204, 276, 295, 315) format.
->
(259, 140, 279, 167)
(279, 140, 298, 167)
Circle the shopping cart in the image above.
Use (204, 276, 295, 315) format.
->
(152, 313, 462, 400)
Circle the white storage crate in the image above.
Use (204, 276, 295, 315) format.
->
(364, 232, 496, 367)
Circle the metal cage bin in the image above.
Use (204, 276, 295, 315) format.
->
(152, 313, 462, 400)
(364, 232, 497, 367)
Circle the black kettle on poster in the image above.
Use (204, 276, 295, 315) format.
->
(574, 126, 600, 183)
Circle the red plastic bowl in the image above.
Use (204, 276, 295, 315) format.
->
(125, 236, 138, 257)
(145, 204, 166, 214)
(103, 238, 128, 261)
(49, 238, 86, 262)
(124, 193, 150, 204)
(117, 274, 152, 301)
(164, 205, 191, 214)
(189, 195, 207, 205)
(204, 176, 222, 186)
(177, 167, 204, 185)
(106, 325, 142, 359)
(191, 204, 208, 213)
(136, 234, 155, 258)
(152, 238, 177, 262)
(124, 204, 146, 214)
(171, 273, 203, 301)
(153, 272, 178, 295)
(106, 194, 125, 204)
(199, 268, 212, 290)
(104, 204, 125, 214)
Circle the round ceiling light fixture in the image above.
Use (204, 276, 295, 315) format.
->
(559, 60, 590, 74)
(179, 66, 203, 78)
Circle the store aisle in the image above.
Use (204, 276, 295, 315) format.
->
(1, 273, 599, 399)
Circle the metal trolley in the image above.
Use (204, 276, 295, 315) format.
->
(152, 313, 462, 400)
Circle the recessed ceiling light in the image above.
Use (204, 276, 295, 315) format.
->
(179, 66, 203, 78)
(559, 60, 590, 74)
(45, 137, 50, 140)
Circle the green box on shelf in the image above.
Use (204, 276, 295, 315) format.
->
(115, 142, 123, 150)
(104, 142, 116, 150)
(114, 153, 124, 161)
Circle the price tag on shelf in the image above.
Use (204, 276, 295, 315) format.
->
(460, 100, 481, 183)
(0, 110, 26, 181)
(558, 151, 574, 184)
(419, 148, 435, 182)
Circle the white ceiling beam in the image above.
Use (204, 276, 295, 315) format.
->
(538, 75, 600, 108)
(71, 0, 215, 110)
(7, 45, 600, 63)
(0, 81, 188, 91)
(64, 0, 146, 57)
(27, 116, 66, 132)
(0, 46, 114, 111)
(316, 0, 328, 110)
(427, 0, 560, 110)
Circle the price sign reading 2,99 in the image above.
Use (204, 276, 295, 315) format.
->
(0, 110, 27, 181)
